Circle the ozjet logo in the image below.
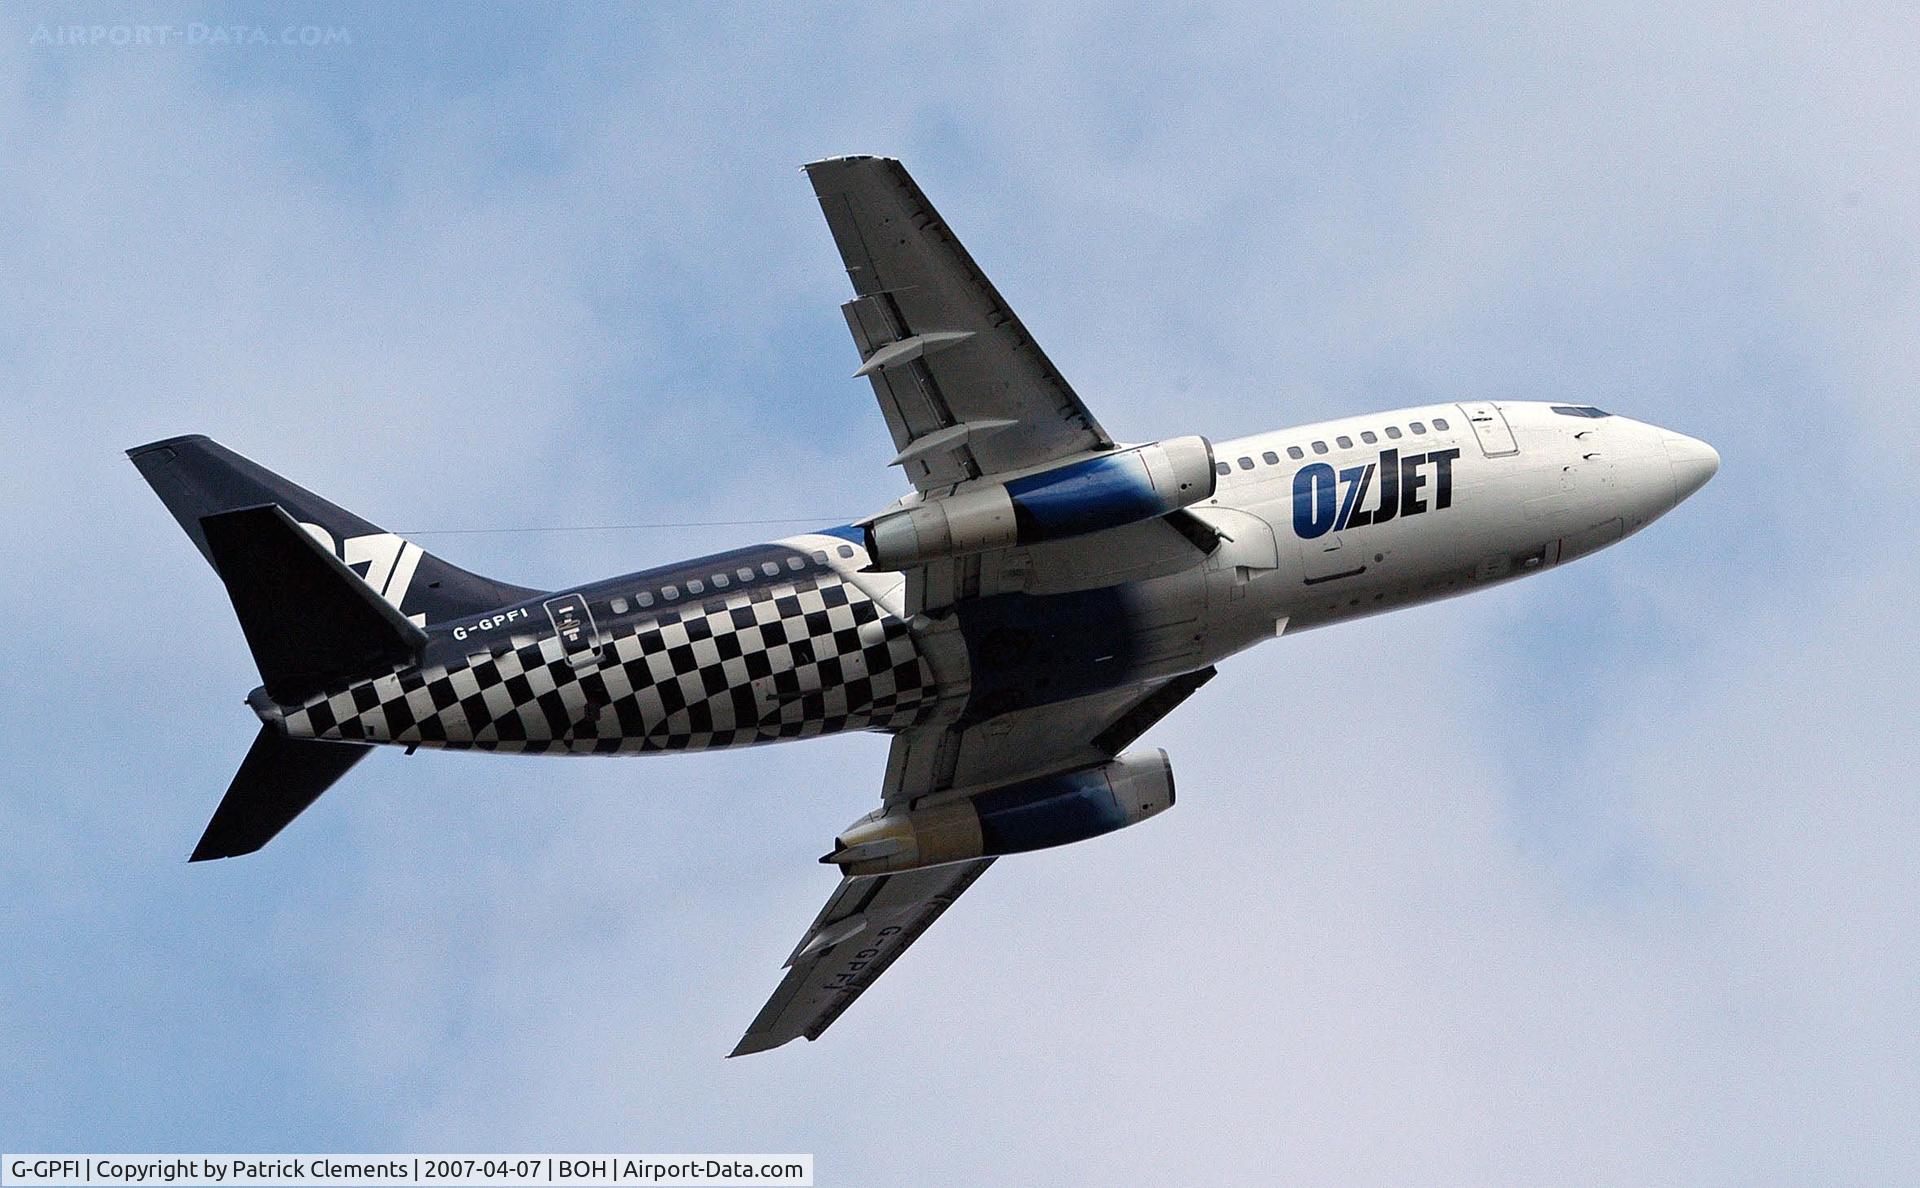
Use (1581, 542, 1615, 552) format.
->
(299, 523, 428, 625)
(1293, 447, 1462, 539)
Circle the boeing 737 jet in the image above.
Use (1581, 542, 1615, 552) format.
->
(131, 156, 1717, 1055)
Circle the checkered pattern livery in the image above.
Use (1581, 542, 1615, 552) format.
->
(281, 576, 934, 753)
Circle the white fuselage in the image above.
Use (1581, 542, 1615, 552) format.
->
(271, 400, 1715, 758)
(1168, 399, 1716, 665)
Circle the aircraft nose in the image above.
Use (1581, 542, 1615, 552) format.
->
(1662, 431, 1719, 503)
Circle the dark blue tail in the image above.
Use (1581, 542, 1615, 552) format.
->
(128, 435, 536, 627)
(129, 435, 542, 861)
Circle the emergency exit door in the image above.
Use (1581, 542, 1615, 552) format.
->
(543, 593, 601, 671)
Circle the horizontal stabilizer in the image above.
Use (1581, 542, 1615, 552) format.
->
(200, 504, 429, 704)
(192, 725, 370, 861)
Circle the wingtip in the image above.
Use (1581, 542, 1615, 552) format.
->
(728, 1034, 782, 1058)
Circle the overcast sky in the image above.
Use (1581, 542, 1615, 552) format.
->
(3, 3, 1917, 1184)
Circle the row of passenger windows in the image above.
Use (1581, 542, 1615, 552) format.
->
(1215, 417, 1453, 475)
(606, 543, 858, 614)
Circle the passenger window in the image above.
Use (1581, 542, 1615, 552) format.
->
(1215, 462, 1231, 476)
(1411, 421, 1427, 434)
(1238, 456, 1254, 470)
(1385, 426, 1403, 440)
(686, 578, 705, 594)
(712, 573, 729, 589)
(837, 545, 855, 558)
(1262, 451, 1279, 465)
(1312, 441, 1328, 455)
(661, 585, 679, 601)
(1361, 431, 1377, 444)
(809, 551, 827, 565)
(762, 561, 782, 577)
(636, 591, 655, 608)
(1432, 417, 1450, 431)
(737, 567, 755, 582)
(1287, 446, 1304, 460)
(610, 597, 629, 614)
(1336, 435, 1353, 449)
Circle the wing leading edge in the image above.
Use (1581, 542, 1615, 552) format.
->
(804, 155, 1113, 491)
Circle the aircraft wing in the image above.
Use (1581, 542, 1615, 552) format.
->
(729, 856, 993, 1057)
(730, 668, 1214, 1056)
(804, 156, 1114, 491)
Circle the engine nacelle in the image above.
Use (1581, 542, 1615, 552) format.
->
(864, 436, 1216, 569)
(824, 749, 1176, 876)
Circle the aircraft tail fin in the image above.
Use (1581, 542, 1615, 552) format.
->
(192, 724, 371, 861)
(127, 435, 537, 628)
(198, 503, 430, 703)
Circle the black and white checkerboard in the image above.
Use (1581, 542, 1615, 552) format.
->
(282, 574, 933, 753)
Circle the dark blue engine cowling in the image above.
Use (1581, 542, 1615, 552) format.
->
(862, 436, 1216, 569)
(1007, 451, 1173, 542)
(826, 749, 1177, 876)
(974, 750, 1175, 855)
(976, 767, 1134, 852)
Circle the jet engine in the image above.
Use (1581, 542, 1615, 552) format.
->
(864, 436, 1216, 569)
(823, 749, 1176, 876)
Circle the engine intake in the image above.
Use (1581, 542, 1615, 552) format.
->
(824, 749, 1176, 876)
(864, 436, 1216, 569)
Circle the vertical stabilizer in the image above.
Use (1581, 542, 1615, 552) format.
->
(128, 435, 536, 626)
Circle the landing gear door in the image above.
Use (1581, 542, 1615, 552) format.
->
(543, 593, 601, 671)
(1458, 401, 1519, 457)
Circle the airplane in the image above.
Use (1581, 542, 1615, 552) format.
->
(129, 155, 1718, 1056)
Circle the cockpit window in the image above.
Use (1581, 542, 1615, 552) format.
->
(1551, 405, 1613, 418)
